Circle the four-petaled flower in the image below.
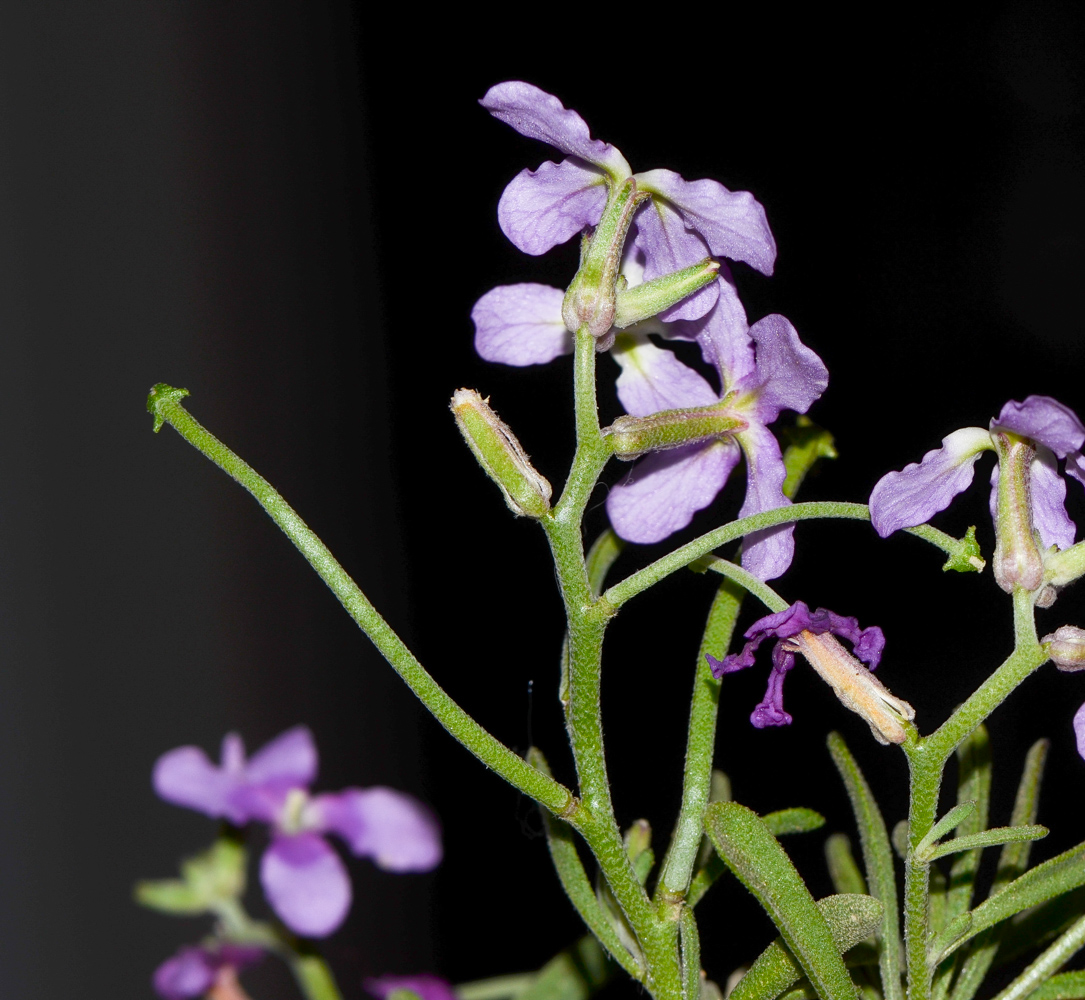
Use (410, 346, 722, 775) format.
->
(709, 601, 914, 744)
(153, 943, 263, 1000)
(154, 726, 441, 937)
(604, 277, 827, 578)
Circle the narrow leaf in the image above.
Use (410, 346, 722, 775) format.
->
(916, 802, 977, 859)
(826, 834, 868, 896)
(706, 802, 859, 1000)
(729, 894, 883, 1000)
(926, 826, 1048, 863)
(133, 878, 207, 915)
(828, 732, 904, 1000)
(519, 935, 614, 1000)
(1017, 971, 1085, 1000)
(681, 907, 701, 1000)
(586, 530, 624, 597)
(996, 887, 1085, 967)
(766, 809, 827, 837)
(946, 727, 991, 924)
(991, 915, 1085, 1000)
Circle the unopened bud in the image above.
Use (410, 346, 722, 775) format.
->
(451, 389, 551, 518)
(790, 631, 915, 745)
(1043, 625, 1085, 671)
(992, 432, 1044, 593)
(603, 400, 747, 459)
(562, 178, 645, 338)
(612, 258, 721, 329)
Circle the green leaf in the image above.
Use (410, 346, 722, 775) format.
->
(996, 887, 1085, 968)
(828, 732, 905, 1000)
(135, 834, 246, 914)
(681, 907, 702, 1000)
(1015, 970, 1085, 1000)
(705, 802, 860, 1000)
(133, 877, 207, 915)
(990, 915, 1085, 1000)
(518, 936, 613, 1000)
(892, 821, 910, 861)
(765, 809, 826, 837)
(916, 802, 977, 859)
(826, 834, 868, 897)
(931, 841, 1085, 963)
(781, 417, 837, 500)
(623, 821, 655, 886)
(729, 894, 884, 1000)
(586, 530, 624, 598)
(945, 727, 991, 925)
(924, 826, 1048, 863)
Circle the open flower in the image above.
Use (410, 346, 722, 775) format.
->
(870, 396, 1085, 545)
(153, 943, 263, 1000)
(154, 726, 441, 937)
(708, 602, 913, 744)
(604, 276, 827, 578)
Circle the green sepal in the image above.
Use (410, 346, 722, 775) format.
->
(146, 382, 190, 433)
(825, 834, 868, 897)
(904, 524, 986, 573)
(781, 418, 838, 499)
(613, 258, 720, 329)
(705, 801, 860, 1000)
(922, 826, 1048, 863)
(728, 894, 883, 1000)
(602, 396, 745, 460)
(135, 834, 246, 915)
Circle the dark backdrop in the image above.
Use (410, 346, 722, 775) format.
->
(0, 3, 1084, 998)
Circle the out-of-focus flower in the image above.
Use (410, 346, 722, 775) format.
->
(365, 974, 457, 1000)
(604, 277, 827, 578)
(154, 727, 441, 937)
(153, 943, 263, 1000)
(708, 602, 914, 744)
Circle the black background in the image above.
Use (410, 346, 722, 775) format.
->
(1, 3, 1085, 998)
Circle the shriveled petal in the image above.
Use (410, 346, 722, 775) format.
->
(869, 427, 994, 537)
(480, 81, 630, 177)
(736, 423, 793, 581)
(153, 947, 216, 1000)
(366, 975, 457, 1000)
(472, 284, 571, 365)
(607, 440, 741, 544)
(750, 647, 796, 728)
(744, 315, 828, 423)
(261, 833, 351, 938)
(497, 159, 607, 256)
(993, 396, 1085, 458)
(1075, 702, 1085, 761)
(611, 333, 718, 417)
(153, 745, 245, 823)
(635, 168, 777, 276)
(246, 725, 318, 789)
(1030, 447, 1076, 550)
(311, 787, 442, 872)
(630, 204, 719, 322)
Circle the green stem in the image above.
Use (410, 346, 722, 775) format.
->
(604, 503, 971, 607)
(288, 954, 345, 1000)
(146, 385, 575, 817)
(690, 554, 789, 613)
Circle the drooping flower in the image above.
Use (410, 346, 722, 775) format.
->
(480, 80, 776, 322)
(604, 275, 828, 579)
(365, 974, 457, 1000)
(153, 943, 263, 1000)
(708, 601, 913, 744)
(154, 726, 442, 937)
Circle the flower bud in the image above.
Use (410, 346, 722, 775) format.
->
(612, 258, 721, 329)
(451, 389, 551, 518)
(1043, 625, 1085, 671)
(562, 178, 646, 339)
(992, 432, 1044, 593)
(603, 401, 747, 459)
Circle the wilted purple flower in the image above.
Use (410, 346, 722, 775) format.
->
(365, 974, 457, 1000)
(153, 943, 263, 1000)
(154, 726, 441, 938)
(869, 395, 1085, 547)
(604, 275, 827, 578)
(707, 602, 913, 744)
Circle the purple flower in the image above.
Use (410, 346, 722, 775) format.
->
(869, 395, 1085, 548)
(604, 275, 828, 578)
(365, 974, 457, 1000)
(154, 727, 442, 938)
(153, 943, 263, 1000)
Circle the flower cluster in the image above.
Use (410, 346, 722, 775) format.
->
(471, 82, 828, 579)
(154, 726, 441, 937)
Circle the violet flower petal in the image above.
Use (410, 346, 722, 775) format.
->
(261, 832, 351, 938)
(245, 725, 318, 789)
(736, 422, 794, 581)
(750, 645, 795, 728)
(152, 745, 246, 823)
(1067, 450, 1085, 489)
(1030, 446, 1076, 550)
(1075, 701, 1085, 761)
(153, 947, 215, 1000)
(366, 975, 458, 1000)
(472, 284, 571, 365)
(630, 206, 719, 322)
(611, 334, 718, 417)
(634, 168, 777, 276)
(869, 427, 994, 537)
(745, 315, 829, 423)
(480, 81, 630, 177)
(993, 396, 1085, 458)
(312, 787, 442, 872)
(607, 440, 741, 544)
(669, 275, 755, 387)
(497, 159, 608, 256)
